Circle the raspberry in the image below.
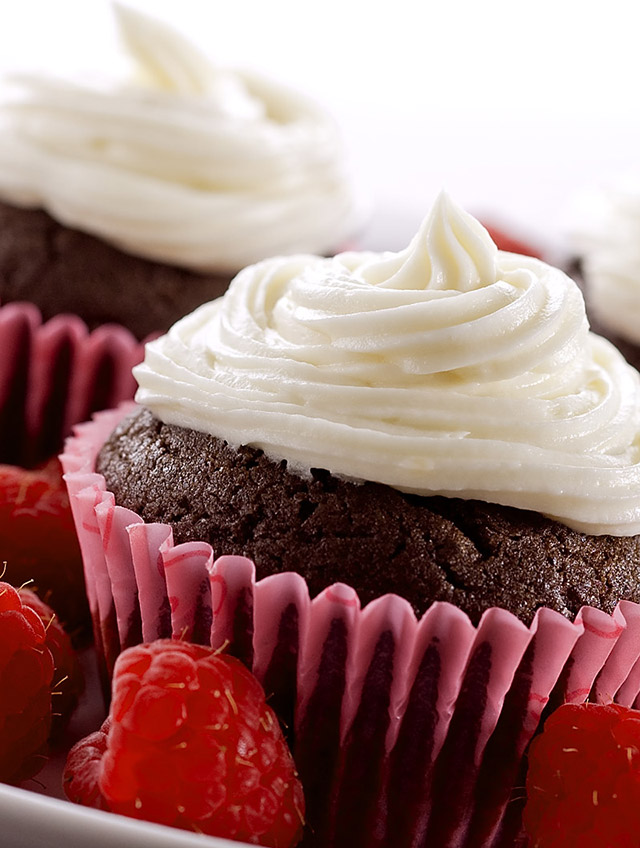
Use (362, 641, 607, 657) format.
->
(64, 640, 305, 847)
(0, 580, 55, 784)
(0, 459, 88, 637)
(19, 589, 84, 737)
(524, 702, 640, 848)
(64, 718, 111, 810)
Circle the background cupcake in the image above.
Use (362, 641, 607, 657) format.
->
(0, 3, 363, 339)
(566, 172, 640, 371)
(63, 194, 640, 845)
(0, 2, 361, 634)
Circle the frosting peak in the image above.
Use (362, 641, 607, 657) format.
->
(0, 5, 361, 272)
(114, 3, 263, 117)
(116, 3, 215, 96)
(360, 191, 498, 292)
(135, 195, 640, 536)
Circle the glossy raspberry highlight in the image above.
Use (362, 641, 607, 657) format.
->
(524, 702, 640, 848)
(64, 640, 304, 847)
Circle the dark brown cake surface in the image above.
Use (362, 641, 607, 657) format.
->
(96, 406, 640, 626)
(0, 200, 232, 340)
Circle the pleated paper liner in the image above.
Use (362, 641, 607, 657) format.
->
(0, 301, 145, 633)
(61, 403, 640, 848)
(0, 302, 145, 467)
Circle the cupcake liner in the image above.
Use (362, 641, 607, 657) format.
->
(61, 403, 640, 847)
(0, 305, 144, 637)
(0, 301, 144, 467)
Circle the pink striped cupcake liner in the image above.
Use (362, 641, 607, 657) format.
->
(0, 301, 144, 467)
(61, 403, 640, 848)
(0, 303, 145, 633)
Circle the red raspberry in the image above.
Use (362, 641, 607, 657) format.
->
(524, 702, 640, 848)
(19, 589, 84, 737)
(64, 718, 112, 810)
(481, 221, 543, 259)
(64, 640, 305, 847)
(0, 580, 55, 784)
(0, 459, 88, 637)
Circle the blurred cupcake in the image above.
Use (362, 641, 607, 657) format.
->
(63, 194, 640, 845)
(0, 3, 363, 339)
(0, 3, 360, 633)
(566, 172, 640, 371)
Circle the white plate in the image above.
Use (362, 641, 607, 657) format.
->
(0, 784, 246, 848)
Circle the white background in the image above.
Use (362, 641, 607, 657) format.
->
(1, 0, 638, 253)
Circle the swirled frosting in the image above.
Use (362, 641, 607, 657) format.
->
(570, 174, 640, 345)
(134, 193, 640, 536)
(0, 4, 360, 272)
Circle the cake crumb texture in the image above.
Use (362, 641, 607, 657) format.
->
(97, 407, 640, 625)
(0, 201, 232, 339)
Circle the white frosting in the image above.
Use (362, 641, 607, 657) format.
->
(134, 193, 640, 536)
(0, 4, 361, 272)
(569, 174, 640, 345)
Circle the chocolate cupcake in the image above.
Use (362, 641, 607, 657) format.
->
(0, 5, 362, 340)
(63, 194, 640, 846)
(0, 4, 361, 634)
(566, 173, 640, 371)
(98, 192, 640, 623)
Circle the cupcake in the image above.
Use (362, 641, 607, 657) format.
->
(0, 3, 362, 339)
(566, 173, 640, 371)
(99, 191, 640, 622)
(0, 3, 360, 633)
(62, 194, 640, 846)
